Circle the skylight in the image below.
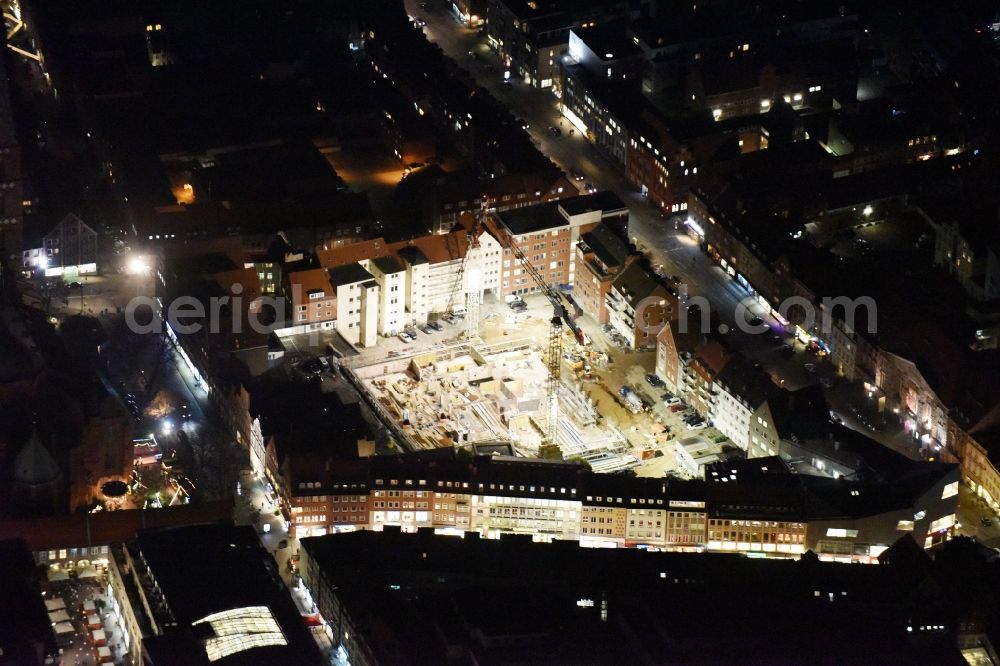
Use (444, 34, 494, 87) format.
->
(193, 606, 287, 662)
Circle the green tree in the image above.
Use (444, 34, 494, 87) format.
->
(539, 443, 563, 460)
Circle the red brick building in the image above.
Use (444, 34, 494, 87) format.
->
(574, 222, 634, 324)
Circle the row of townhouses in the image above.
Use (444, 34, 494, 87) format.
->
(265, 450, 959, 565)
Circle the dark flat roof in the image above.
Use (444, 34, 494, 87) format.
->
(327, 263, 375, 286)
(581, 222, 630, 268)
(298, 527, 967, 665)
(497, 191, 627, 235)
(571, 23, 643, 62)
(130, 523, 322, 665)
(495, 200, 565, 235)
(558, 190, 627, 216)
(397, 245, 429, 266)
(372, 255, 405, 274)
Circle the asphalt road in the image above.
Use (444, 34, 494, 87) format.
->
(407, 3, 937, 469)
(411, 3, 823, 390)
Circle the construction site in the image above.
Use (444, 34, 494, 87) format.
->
(348, 337, 639, 472)
(339, 205, 687, 474)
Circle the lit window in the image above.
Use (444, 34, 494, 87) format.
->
(941, 481, 958, 500)
(825, 528, 858, 538)
(896, 520, 914, 531)
(928, 514, 955, 534)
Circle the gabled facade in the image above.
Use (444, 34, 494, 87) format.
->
(22, 214, 98, 276)
(287, 268, 337, 330)
(574, 222, 633, 324)
(605, 261, 675, 349)
(655, 320, 700, 393)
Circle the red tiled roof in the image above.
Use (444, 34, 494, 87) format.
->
(287, 268, 335, 306)
(317, 224, 475, 269)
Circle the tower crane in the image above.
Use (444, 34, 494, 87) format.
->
(492, 216, 586, 448)
(443, 203, 485, 340)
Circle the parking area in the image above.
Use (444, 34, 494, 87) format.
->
(278, 289, 730, 479)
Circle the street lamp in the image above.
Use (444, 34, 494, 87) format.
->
(127, 255, 150, 275)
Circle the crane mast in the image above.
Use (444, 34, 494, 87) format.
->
(443, 204, 485, 341)
(464, 229, 482, 341)
(499, 220, 566, 447)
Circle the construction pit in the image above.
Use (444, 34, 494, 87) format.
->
(350, 338, 638, 471)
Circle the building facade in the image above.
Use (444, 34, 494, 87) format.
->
(269, 453, 958, 564)
(605, 261, 675, 349)
(492, 192, 628, 298)
(287, 268, 337, 330)
(22, 214, 98, 276)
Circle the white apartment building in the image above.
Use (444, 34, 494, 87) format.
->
(710, 356, 780, 455)
(397, 246, 431, 325)
(318, 222, 503, 330)
(364, 256, 408, 335)
(712, 386, 757, 453)
(328, 263, 379, 348)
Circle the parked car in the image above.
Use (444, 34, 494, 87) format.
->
(397, 331, 415, 343)
(584, 182, 597, 193)
(428, 320, 444, 331)
(419, 324, 434, 335)
(981, 517, 993, 527)
(665, 397, 682, 406)
(645, 373, 665, 388)
(509, 299, 528, 312)
(804, 363, 816, 373)
(687, 422, 708, 430)
(570, 169, 584, 181)
(547, 125, 562, 137)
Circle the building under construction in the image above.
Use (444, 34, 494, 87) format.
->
(348, 339, 635, 470)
